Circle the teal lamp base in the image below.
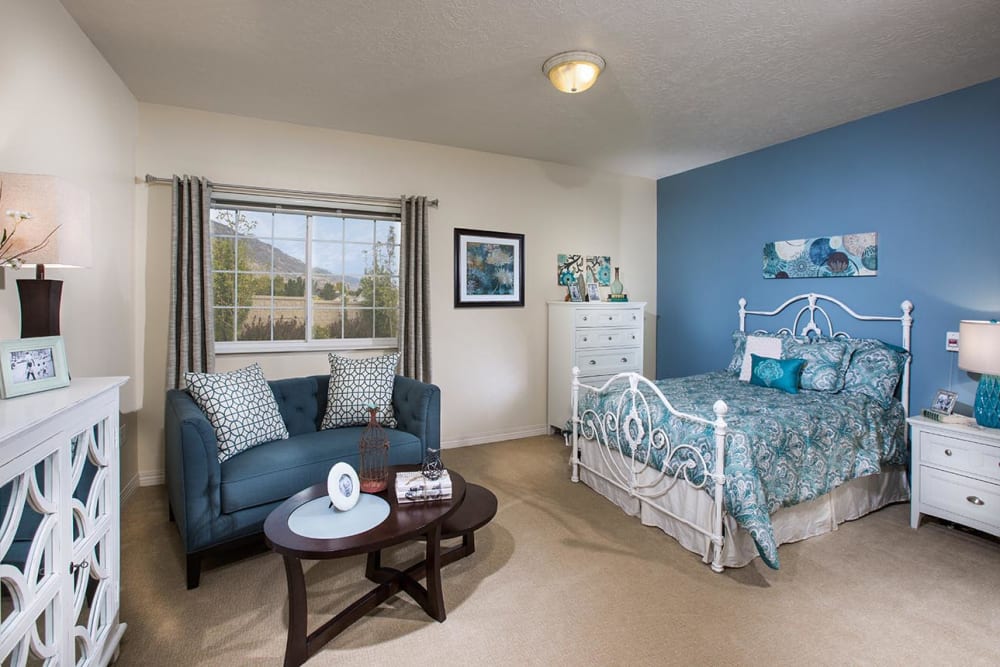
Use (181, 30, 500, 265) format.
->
(974, 374, 1000, 429)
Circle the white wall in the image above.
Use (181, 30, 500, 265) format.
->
(0, 0, 138, 483)
(135, 103, 657, 482)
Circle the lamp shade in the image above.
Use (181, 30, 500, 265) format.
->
(0, 172, 92, 269)
(542, 51, 605, 94)
(958, 320, 1000, 376)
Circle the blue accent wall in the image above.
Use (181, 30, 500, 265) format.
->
(656, 77, 1000, 412)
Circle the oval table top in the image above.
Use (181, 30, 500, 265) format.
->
(264, 466, 467, 560)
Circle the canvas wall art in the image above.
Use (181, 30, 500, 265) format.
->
(763, 232, 878, 279)
(586, 255, 612, 286)
(454, 228, 525, 307)
(557, 253, 584, 285)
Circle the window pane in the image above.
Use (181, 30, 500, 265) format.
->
(375, 220, 400, 245)
(236, 238, 267, 272)
(213, 272, 235, 307)
(236, 272, 271, 305)
(313, 216, 344, 242)
(272, 274, 306, 298)
(213, 309, 235, 342)
(313, 278, 344, 304)
(240, 210, 273, 239)
(344, 244, 369, 281)
(313, 308, 343, 340)
(274, 213, 306, 239)
(237, 309, 270, 341)
(312, 240, 343, 276)
(344, 309, 373, 339)
(344, 218, 374, 243)
(272, 310, 306, 341)
(273, 240, 306, 272)
(212, 236, 235, 270)
(374, 309, 398, 338)
(373, 276, 399, 308)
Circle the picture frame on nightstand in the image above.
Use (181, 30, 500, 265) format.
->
(930, 388, 958, 415)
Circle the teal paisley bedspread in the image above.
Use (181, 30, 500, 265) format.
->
(575, 371, 908, 569)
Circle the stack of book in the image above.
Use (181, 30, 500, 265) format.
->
(395, 470, 452, 503)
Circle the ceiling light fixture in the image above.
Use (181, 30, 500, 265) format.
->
(542, 51, 605, 94)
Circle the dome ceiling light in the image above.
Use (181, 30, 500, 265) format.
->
(542, 51, 606, 94)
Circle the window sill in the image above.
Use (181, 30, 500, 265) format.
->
(215, 339, 399, 355)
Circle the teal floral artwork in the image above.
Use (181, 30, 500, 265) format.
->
(467, 241, 514, 295)
(455, 228, 524, 307)
(763, 232, 878, 279)
(585, 255, 612, 286)
(557, 253, 583, 286)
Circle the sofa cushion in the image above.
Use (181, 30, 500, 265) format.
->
(321, 353, 399, 429)
(219, 428, 423, 513)
(269, 376, 323, 436)
(185, 363, 289, 463)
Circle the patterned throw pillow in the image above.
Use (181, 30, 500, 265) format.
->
(321, 353, 399, 429)
(749, 354, 805, 394)
(728, 331, 789, 381)
(842, 339, 910, 407)
(185, 363, 289, 463)
(784, 338, 851, 392)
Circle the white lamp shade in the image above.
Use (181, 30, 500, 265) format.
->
(958, 320, 1000, 376)
(0, 172, 92, 268)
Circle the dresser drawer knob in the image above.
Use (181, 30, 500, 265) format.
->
(967, 496, 985, 506)
(607, 316, 613, 321)
(582, 316, 588, 321)
(582, 337, 588, 342)
(589, 360, 597, 365)
(944, 449, 952, 456)
(621, 357, 628, 363)
(608, 336, 613, 341)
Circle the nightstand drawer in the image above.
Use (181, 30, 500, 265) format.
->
(919, 466, 1000, 531)
(920, 431, 1000, 483)
(574, 308, 642, 328)
(575, 328, 641, 350)
(576, 350, 640, 374)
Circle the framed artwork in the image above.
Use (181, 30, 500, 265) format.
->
(557, 253, 584, 286)
(586, 283, 601, 302)
(586, 256, 612, 286)
(327, 462, 360, 511)
(454, 228, 525, 307)
(0, 336, 70, 399)
(930, 388, 958, 415)
(568, 284, 583, 302)
(763, 232, 878, 279)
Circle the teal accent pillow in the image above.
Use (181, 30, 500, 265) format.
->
(842, 339, 910, 407)
(749, 354, 805, 394)
(727, 331, 794, 375)
(784, 338, 851, 392)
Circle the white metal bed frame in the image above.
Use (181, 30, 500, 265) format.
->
(569, 292, 913, 572)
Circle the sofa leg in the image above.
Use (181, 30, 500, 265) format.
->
(186, 553, 202, 590)
(169, 503, 175, 523)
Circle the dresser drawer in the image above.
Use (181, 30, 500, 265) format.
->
(574, 308, 642, 328)
(920, 431, 1000, 483)
(575, 328, 641, 350)
(919, 466, 1000, 531)
(576, 349, 640, 374)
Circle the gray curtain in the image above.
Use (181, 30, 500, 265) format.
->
(399, 195, 431, 382)
(167, 175, 215, 389)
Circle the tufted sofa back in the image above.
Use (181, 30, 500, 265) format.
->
(267, 375, 330, 436)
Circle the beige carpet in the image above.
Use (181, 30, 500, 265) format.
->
(117, 435, 1000, 666)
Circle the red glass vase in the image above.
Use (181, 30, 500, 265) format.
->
(358, 407, 389, 493)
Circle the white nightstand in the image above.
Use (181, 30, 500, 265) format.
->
(908, 415, 1000, 537)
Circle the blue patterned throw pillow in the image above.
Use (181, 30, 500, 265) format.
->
(749, 354, 805, 394)
(784, 338, 851, 392)
(321, 353, 400, 429)
(185, 363, 289, 463)
(842, 339, 909, 407)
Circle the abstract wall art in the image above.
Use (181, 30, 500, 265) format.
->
(557, 253, 584, 285)
(455, 228, 525, 307)
(586, 255, 612, 286)
(763, 232, 878, 279)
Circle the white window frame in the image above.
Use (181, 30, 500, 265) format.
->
(210, 195, 401, 355)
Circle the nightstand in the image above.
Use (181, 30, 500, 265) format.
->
(908, 415, 1000, 537)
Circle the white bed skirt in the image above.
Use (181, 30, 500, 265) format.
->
(578, 437, 911, 568)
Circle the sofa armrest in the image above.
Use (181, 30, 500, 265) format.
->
(164, 389, 223, 552)
(392, 375, 441, 456)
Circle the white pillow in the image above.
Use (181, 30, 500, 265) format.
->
(321, 353, 399, 429)
(740, 336, 783, 382)
(184, 363, 289, 463)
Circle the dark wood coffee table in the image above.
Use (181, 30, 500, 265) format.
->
(264, 467, 467, 667)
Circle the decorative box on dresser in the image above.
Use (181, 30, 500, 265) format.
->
(0, 377, 128, 666)
(547, 301, 646, 430)
(908, 415, 1000, 537)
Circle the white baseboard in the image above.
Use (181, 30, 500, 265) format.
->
(441, 424, 551, 449)
(120, 474, 139, 504)
(139, 470, 165, 487)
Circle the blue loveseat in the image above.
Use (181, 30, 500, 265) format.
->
(165, 373, 440, 588)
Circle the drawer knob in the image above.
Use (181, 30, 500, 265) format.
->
(621, 357, 628, 363)
(944, 449, 953, 456)
(608, 336, 613, 341)
(582, 316, 588, 321)
(967, 495, 985, 506)
(589, 360, 597, 365)
(582, 337, 588, 342)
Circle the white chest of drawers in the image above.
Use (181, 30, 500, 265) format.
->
(908, 415, 1000, 537)
(547, 301, 646, 430)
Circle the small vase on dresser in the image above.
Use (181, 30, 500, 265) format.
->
(547, 301, 646, 430)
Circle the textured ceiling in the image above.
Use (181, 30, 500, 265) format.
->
(60, 0, 1000, 179)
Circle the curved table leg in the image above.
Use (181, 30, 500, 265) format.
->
(281, 554, 309, 667)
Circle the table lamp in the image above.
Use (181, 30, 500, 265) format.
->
(958, 319, 1000, 428)
(0, 173, 91, 338)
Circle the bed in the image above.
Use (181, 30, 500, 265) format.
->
(568, 293, 914, 572)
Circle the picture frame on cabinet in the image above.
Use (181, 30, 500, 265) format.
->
(930, 388, 958, 415)
(0, 336, 70, 399)
(586, 283, 601, 302)
(454, 228, 525, 307)
(568, 284, 583, 302)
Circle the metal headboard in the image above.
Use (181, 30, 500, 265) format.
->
(738, 293, 914, 416)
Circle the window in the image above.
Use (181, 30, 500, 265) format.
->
(210, 203, 401, 352)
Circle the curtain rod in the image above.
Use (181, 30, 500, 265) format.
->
(142, 174, 438, 208)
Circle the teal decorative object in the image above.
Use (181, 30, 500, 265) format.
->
(958, 320, 1000, 428)
(749, 354, 805, 394)
(974, 375, 1000, 428)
